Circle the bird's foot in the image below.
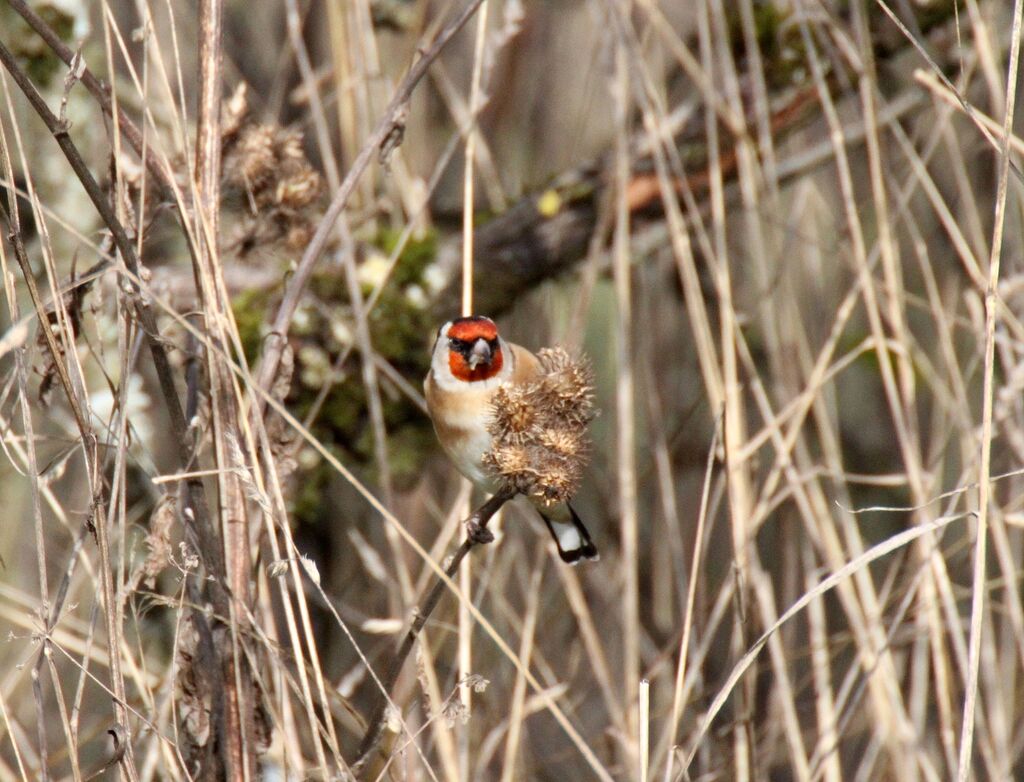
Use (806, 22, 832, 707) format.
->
(465, 519, 495, 545)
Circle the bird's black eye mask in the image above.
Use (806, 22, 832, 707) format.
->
(448, 336, 499, 357)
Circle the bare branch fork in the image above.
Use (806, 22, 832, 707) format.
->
(352, 488, 515, 775)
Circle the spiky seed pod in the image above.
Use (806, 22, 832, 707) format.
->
(488, 386, 538, 444)
(277, 168, 323, 210)
(278, 129, 306, 161)
(219, 87, 324, 256)
(539, 426, 584, 457)
(483, 347, 596, 505)
(537, 347, 595, 423)
(536, 467, 576, 505)
(485, 444, 539, 496)
(488, 443, 532, 477)
(231, 125, 278, 189)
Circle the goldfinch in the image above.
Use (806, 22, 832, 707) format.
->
(424, 315, 599, 563)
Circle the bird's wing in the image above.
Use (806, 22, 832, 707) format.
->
(508, 342, 542, 386)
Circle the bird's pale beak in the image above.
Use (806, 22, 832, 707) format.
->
(468, 338, 492, 368)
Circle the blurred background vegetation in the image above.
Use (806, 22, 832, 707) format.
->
(0, 0, 1023, 779)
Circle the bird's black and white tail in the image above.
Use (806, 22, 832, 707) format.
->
(538, 503, 599, 564)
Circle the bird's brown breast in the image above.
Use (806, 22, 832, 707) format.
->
(425, 370, 498, 431)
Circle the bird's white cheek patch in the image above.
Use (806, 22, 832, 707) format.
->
(552, 520, 583, 552)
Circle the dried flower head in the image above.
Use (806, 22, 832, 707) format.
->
(462, 673, 490, 693)
(232, 125, 277, 189)
(489, 392, 536, 444)
(219, 84, 324, 256)
(483, 347, 595, 505)
(442, 697, 469, 728)
(141, 493, 176, 587)
(539, 427, 584, 457)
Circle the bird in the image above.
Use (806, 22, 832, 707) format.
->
(424, 315, 599, 563)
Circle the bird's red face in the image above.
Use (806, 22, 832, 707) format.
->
(446, 316, 504, 382)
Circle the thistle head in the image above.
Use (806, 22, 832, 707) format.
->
(483, 347, 596, 505)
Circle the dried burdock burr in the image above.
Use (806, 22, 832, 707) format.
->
(483, 346, 596, 506)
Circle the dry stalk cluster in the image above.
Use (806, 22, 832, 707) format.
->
(5, 1, 1023, 780)
(483, 346, 595, 505)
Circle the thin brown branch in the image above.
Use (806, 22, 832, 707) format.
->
(2, 205, 137, 779)
(4, 222, 87, 433)
(0, 38, 207, 553)
(193, 0, 258, 777)
(5, 0, 178, 196)
(0, 33, 234, 778)
(352, 488, 515, 776)
(29, 524, 93, 781)
(253, 0, 487, 411)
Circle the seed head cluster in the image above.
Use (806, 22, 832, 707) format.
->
(483, 347, 596, 505)
(220, 84, 324, 254)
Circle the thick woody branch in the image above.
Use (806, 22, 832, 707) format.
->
(193, 0, 260, 777)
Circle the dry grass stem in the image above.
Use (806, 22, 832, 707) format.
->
(2, 2, 1023, 780)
